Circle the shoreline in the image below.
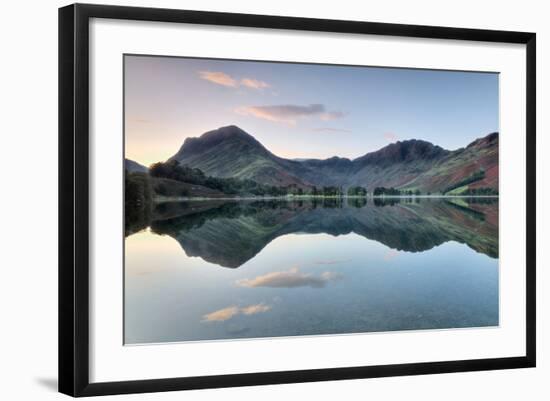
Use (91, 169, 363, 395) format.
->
(154, 194, 499, 203)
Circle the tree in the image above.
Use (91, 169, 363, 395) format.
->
(373, 187, 403, 196)
(347, 186, 367, 197)
(463, 187, 498, 196)
(125, 170, 153, 235)
(443, 169, 486, 194)
(322, 186, 339, 196)
(149, 160, 295, 197)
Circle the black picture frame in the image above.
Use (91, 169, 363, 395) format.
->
(59, 3, 536, 397)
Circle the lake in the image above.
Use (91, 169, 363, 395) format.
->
(124, 197, 499, 344)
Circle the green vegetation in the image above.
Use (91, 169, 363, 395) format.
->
(150, 161, 368, 199)
(373, 187, 421, 196)
(374, 197, 400, 206)
(443, 169, 485, 194)
(462, 187, 498, 196)
(373, 187, 400, 196)
(153, 178, 189, 197)
(348, 197, 367, 208)
(150, 160, 292, 197)
(164, 126, 499, 196)
(130, 160, 497, 202)
(446, 185, 469, 196)
(125, 170, 152, 235)
(445, 199, 486, 221)
(143, 198, 498, 268)
(347, 186, 368, 197)
(320, 186, 344, 197)
(137, 159, 496, 201)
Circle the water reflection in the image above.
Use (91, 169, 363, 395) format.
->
(236, 267, 344, 288)
(124, 198, 499, 344)
(134, 198, 498, 268)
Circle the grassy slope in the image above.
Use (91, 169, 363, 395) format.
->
(348, 160, 438, 190)
(399, 138, 498, 193)
(177, 136, 311, 188)
(171, 127, 498, 194)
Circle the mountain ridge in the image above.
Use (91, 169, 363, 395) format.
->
(125, 158, 148, 173)
(167, 125, 498, 193)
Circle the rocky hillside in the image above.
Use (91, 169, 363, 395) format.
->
(169, 125, 311, 188)
(400, 132, 498, 193)
(167, 125, 498, 194)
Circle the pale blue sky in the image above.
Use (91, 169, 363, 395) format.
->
(125, 55, 499, 167)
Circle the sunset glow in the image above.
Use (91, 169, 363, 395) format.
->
(125, 55, 498, 166)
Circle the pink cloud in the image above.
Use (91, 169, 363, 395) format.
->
(320, 111, 346, 121)
(198, 71, 238, 87)
(236, 104, 345, 125)
(241, 78, 270, 89)
(198, 71, 271, 90)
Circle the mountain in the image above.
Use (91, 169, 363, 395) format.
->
(400, 132, 498, 193)
(296, 139, 451, 189)
(168, 125, 498, 194)
(169, 125, 311, 188)
(125, 158, 148, 173)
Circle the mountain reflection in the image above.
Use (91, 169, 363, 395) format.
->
(127, 198, 498, 268)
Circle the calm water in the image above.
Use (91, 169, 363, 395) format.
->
(124, 198, 499, 344)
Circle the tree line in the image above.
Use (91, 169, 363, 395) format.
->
(143, 161, 498, 198)
(443, 169, 486, 194)
(149, 160, 288, 196)
(372, 187, 422, 196)
(461, 187, 498, 196)
(125, 170, 152, 235)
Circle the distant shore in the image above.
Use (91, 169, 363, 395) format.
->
(154, 194, 499, 203)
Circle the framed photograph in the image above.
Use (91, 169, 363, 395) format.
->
(59, 3, 536, 397)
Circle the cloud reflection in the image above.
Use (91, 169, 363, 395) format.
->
(202, 306, 240, 322)
(241, 303, 271, 315)
(383, 249, 400, 261)
(236, 267, 343, 289)
(202, 303, 272, 322)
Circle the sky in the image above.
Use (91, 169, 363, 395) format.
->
(124, 55, 499, 167)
